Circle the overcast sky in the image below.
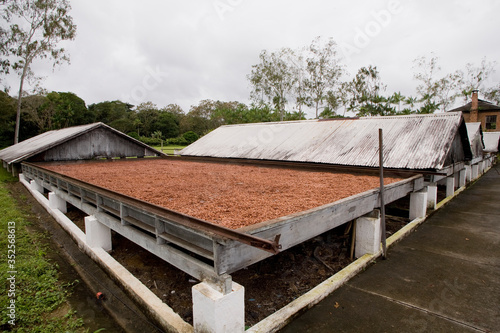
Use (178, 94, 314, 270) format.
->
(6, 0, 500, 118)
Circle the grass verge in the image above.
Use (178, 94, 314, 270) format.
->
(152, 145, 187, 155)
(0, 168, 84, 332)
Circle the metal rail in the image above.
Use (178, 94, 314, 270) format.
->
(22, 162, 281, 254)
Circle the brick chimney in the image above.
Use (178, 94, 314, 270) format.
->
(470, 89, 479, 122)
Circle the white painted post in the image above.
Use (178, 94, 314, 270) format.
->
(471, 164, 479, 180)
(30, 180, 44, 193)
(426, 185, 437, 210)
(465, 165, 472, 183)
(458, 169, 466, 188)
(84, 215, 112, 252)
(355, 210, 381, 258)
(192, 281, 245, 333)
(446, 176, 455, 197)
(49, 192, 67, 213)
(410, 190, 428, 220)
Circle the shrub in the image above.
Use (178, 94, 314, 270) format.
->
(182, 131, 199, 144)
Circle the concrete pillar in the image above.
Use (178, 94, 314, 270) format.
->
(471, 164, 479, 180)
(84, 215, 112, 252)
(30, 180, 44, 193)
(479, 161, 485, 175)
(410, 190, 428, 220)
(465, 165, 472, 183)
(426, 185, 437, 210)
(446, 176, 455, 198)
(355, 210, 381, 258)
(49, 192, 67, 213)
(192, 281, 244, 333)
(458, 169, 466, 188)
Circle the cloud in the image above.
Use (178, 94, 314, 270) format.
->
(3, 0, 500, 114)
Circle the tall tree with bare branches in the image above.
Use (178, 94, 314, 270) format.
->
(2, 0, 76, 143)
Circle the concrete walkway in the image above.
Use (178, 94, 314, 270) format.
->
(281, 163, 500, 333)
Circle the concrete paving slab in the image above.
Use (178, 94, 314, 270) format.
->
(279, 283, 481, 333)
(399, 219, 500, 266)
(280, 164, 500, 333)
(442, 194, 500, 216)
(347, 247, 500, 332)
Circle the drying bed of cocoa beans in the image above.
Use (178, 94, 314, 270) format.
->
(44, 158, 402, 229)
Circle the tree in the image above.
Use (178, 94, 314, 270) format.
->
(435, 72, 460, 112)
(135, 102, 160, 137)
(181, 99, 221, 135)
(484, 84, 500, 105)
(248, 48, 296, 121)
(44, 91, 90, 128)
(155, 104, 184, 139)
(2, 0, 77, 143)
(21, 93, 51, 132)
(304, 37, 343, 118)
(389, 91, 405, 113)
(0, 90, 16, 147)
(345, 65, 392, 116)
(413, 54, 442, 113)
(88, 100, 135, 133)
(455, 58, 496, 102)
(288, 49, 310, 119)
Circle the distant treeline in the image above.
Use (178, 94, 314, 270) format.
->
(0, 91, 306, 148)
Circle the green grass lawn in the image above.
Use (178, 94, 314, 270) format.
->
(152, 145, 187, 155)
(0, 168, 84, 332)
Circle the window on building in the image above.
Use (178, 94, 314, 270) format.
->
(486, 115, 497, 130)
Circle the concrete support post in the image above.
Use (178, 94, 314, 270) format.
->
(192, 281, 245, 333)
(426, 185, 437, 210)
(446, 176, 455, 198)
(30, 180, 44, 193)
(355, 210, 381, 258)
(410, 190, 428, 220)
(84, 215, 112, 252)
(471, 164, 479, 180)
(465, 165, 472, 183)
(479, 161, 485, 175)
(458, 169, 466, 188)
(48, 192, 67, 214)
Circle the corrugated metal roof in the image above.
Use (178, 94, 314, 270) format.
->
(181, 113, 469, 170)
(0, 122, 163, 164)
(483, 132, 500, 153)
(465, 122, 484, 158)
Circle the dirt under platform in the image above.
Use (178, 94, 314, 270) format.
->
(43, 158, 403, 229)
(64, 203, 409, 327)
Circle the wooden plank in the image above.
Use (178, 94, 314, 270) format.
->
(158, 232, 214, 260)
(122, 215, 156, 234)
